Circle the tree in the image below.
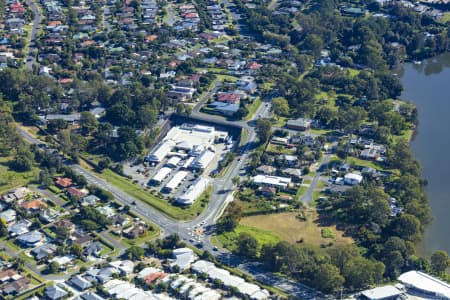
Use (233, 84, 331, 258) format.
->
(256, 119, 272, 143)
(11, 154, 33, 172)
(232, 176, 240, 187)
(312, 264, 344, 294)
(48, 261, 60, 273)
(80, 112, 98, 135)
(391, 214, 421, 242)
(271, 97, 289, 117)
(430, 250, 449, 274)
(235, 233, 258, 259)
(126, 246, 145, 260)
(70, 244, 83, 258)
(38, 169, 53, 187)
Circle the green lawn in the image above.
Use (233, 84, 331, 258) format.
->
(215, 224, 281, 251)
(99, 169, 209, 220)
(265, 143, 296, 155)
(244, 97, 262, 121)
(0, 157, 38, 194)
(439, 12, 450, 24)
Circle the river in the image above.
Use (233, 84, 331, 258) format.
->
(399, 53, 450, 256)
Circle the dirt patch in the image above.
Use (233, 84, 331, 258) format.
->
(240, 211, 353, 246)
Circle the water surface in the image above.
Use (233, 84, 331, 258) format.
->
(400, 53, 450, 255)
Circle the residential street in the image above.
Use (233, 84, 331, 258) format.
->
(24, 0, 42, 70)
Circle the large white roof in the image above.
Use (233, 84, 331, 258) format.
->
(190, 150, 215, 169)
(398, 271, 450, 298)
(166, 156, 181, 168)
(252, 175, 291, 188)
(165, 171, 188, 191)
(360, 285, 403, 300)
(152, 167, 172, 183)
(176, 177, 209, 205)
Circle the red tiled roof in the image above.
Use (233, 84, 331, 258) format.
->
(55, 177, 72, 188)
(217, 92, 240, 103)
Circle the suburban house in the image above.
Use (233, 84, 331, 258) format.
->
(45, 285, 68, 300)
(16, 230, 44, 247)
(252, 175, 292, 190)
(286, 118, 311, 131)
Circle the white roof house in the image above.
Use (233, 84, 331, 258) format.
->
(165, 171, 188, 192)
(190, 150, 215, 170)
(151, 167, 172, 184)
(360, 285, 404, 300)
(170, 248, 196, 271)
(398, 271, 450, 299)
(344, 172, 363, 185)
(177, 177, 209, 205)
(252, 175, 291, 189)
(191, 260, 269, 299)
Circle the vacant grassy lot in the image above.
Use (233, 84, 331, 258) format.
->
(99, 169, 210, 220)
(216, 224, 281, 250)
(239, 211, 353, 247)
(244, 97, 262, 121)
(0, 157, 37, 194)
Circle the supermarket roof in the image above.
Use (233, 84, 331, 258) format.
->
(398, 271, 450, 298)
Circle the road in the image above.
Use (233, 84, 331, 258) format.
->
(300, 152, 332, 204)
(17, 99, 326, 298)
(24, 0, 42, 70)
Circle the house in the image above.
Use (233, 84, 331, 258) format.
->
(281, 168, 302, 182)
(217, 92, 240, 104)
(45, 285, 68, 300)
(80, 195, 99, 206)
(31, 243, 57, 261)
(256, 165, 276, 175)
(50, 255, 75, 269)
(123, 224, 146, 239)
(71, 231, 94, 248)
(8, 220, 31, 237)
(278, 154, 298, 167)
(39, 208, 60, 223)
(81, 292, 105, 300)
(54, 219, 75, 232)
(0, 209, 16, 224)
(96, 206, 115, 218)
(0, 268, 20, 282)
(20, 199, 47, 212)
(344, 173, 363, 185)
(66, 187, 87, 198)
(2, 277, 30, 296)
(252, 175, 292, 190)
(16, 230, 43, 247)
(1, 187, 29, 203)
(109, 260, 134, 276)
(207, 101, 239, 116)
(286, 118, 311, 131)
(170, 248, 196, 271)
(69, 275, 92, 291)
(258, 186, 276, 197)
(84, 241, 102, 257)
(360, 148, 380, 160)
(55, 177, 72, 188)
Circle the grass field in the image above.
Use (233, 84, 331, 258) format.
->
(239, 211, 353, 247)
(215, 224, 281, 250)
(0, 157, 38, 194)
(439, 12, 450, 23)
(96, 168, 210, 220)
(244, 97, 262, 121)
